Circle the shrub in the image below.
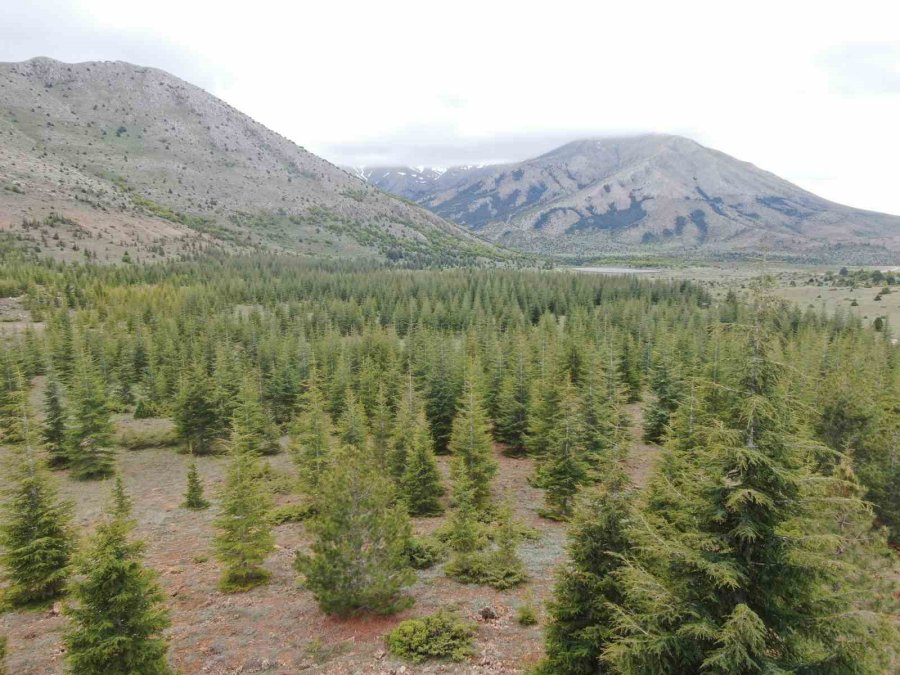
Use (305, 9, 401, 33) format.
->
(268, 502, 315, 525)
(263, 469, 297, 495)
(404, 536, 445, 570)
(132, 398, 160, 419)
(445, 550, 528, 590)
(517, 599, 538, 626)
(117, 425, 179, 450)
(443, 551, 487, 584)
(386, 611, 476, 663)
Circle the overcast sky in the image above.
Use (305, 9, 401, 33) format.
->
(5, 1, 900, 214)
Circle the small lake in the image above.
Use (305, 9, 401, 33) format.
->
(572, 266, 660, 275)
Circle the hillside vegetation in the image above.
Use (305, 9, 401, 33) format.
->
(0, 58, 503, 266)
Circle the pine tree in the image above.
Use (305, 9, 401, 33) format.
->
(0, 407, 73, 607)
(537, 487, 634, 675)
(21, 325, 45, 377)
(603, 310, 898, 674)
(370, 383, 393, 468)
(617, 334, 642, 403)
(443, 473, 487, 582)
(448, 360, 497, 512)
(264, 349, 302, 426)
(399, 410, 444, 516)
(229, 375, 280, 456)
(214, 444, 274, 592)
(578, 351, 630, 480)
(182, 461, 209, 510)
(110, 475, 133, 520)
(326, 354, 352, 418)
(48, 309, 74, 383)
(424, 341, 462, 455)
(337, 391, 369, 451)
(0, 368, 30, 446)
(296, 443, 414, 615)
(389, 373, 419, 480)
(173, 369, 223, 455)
(525, 368, 564, 458)
(42, 372, 69, 469)
(534, 379, 590, 521)
(479, 499, 527, 589)
(288, 370, 334, 494)
(64, 513, 171, 674)
(494, 342, 530, 455)
(67, 351, 115, 480)
(642, 352, 682, 443)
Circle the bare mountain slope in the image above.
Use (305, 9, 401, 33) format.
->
(0, 57, 497, 264)
(360, 135, 900, 262)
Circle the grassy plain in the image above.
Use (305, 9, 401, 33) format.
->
(581, 262, 900, 330)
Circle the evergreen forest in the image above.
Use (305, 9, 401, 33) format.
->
(0, 254, 897, 673)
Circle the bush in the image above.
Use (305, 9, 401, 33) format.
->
(404, 536, 445, 570)
(218, 568, 270, 594)
(386, 611, 476, 663)
(444, 551, 487, 585)
(117, 425, 179, 450)
(263, 469, 297, 495)
(268, 502, 315, 525)
(132, 398, 160, 419)
(445, 550, 528, 590)
(517, 600, 538, 626)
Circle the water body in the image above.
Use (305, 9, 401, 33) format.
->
(572, 266, 660, 275)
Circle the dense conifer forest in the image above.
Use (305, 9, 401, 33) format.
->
(0, 254, 897, 672)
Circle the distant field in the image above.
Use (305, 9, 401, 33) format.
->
(634, 263, 900, 330)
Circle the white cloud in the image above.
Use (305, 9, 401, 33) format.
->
(3, 0, 900, 214)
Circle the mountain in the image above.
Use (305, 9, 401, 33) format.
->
(359, 135, 900, 262)
(347, 165, 492, 202)
(0, 57, 499, 264)
(347, 166, 446, 201)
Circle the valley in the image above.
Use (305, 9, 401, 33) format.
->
(0, 48, 897, 675)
